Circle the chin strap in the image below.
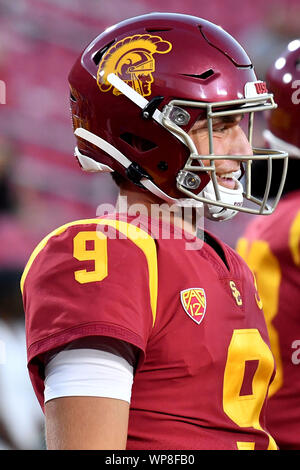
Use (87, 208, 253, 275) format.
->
(74, 128, 203, 208)
(74, 127, 240, 218)
(202, 179, 244, 221)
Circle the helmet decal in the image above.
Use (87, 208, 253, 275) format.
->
(97, 34, 172, 97)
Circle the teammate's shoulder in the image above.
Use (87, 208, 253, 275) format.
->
(240, 192, 300, 242)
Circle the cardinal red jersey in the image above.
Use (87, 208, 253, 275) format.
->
(236, 190, 300, 450)
(22, 214, 277, 450)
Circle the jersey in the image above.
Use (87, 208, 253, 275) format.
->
(22, 213, 277, 450)
(236, 190, 300, 450)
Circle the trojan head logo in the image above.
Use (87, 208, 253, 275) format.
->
(97, 34, 172, 97)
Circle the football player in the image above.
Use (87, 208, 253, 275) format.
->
(236, 39, 300, 450)
(21, 13, 288, 450)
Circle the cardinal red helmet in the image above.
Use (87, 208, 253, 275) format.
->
(264, 39, 300, 158)
(68, 12, 288, 220)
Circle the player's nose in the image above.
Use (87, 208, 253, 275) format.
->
(229, 125, 253, 158)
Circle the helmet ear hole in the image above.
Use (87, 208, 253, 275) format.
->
(157, 161, 168, 171)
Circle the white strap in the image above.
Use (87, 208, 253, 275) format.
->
(75, 127, 170, 198)
(107, 73, 186, 146)
(107, 73, 164, 125)
(74, 127, 175, 201)
(74, 127, 202, 207)
(75, 146, 113, 172)
(141, 178, 203, 207)
(75, 128, 132, 169)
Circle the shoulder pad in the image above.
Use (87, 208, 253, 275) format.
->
(21, 217, 158, 324)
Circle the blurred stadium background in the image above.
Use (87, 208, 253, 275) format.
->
(0, 0, 299, 449)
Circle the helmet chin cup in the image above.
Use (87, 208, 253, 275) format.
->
(202, 179, 244, 221)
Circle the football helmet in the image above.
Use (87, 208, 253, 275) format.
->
(68, 12, 288, 220)
(264, 39, 300, 158)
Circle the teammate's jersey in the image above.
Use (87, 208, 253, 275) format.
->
(236, 190, 300, 450)
(22, 214, 277, 450)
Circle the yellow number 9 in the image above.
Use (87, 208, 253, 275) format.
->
(223, 329, 277, 450)
(73, 231, 108, 284)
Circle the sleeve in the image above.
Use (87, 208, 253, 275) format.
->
(21, 218, 158, 409)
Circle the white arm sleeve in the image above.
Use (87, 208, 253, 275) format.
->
(44, 349, 134, 404)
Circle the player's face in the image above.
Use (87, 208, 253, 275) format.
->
(188, 114, 252, 190)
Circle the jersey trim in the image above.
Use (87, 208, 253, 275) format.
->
(21, 218, 158, 326)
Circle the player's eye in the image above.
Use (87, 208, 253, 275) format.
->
(214, 124, 227, 133)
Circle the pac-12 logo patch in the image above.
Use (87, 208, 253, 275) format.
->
(97, 34, 172, 97)
(180, 288, 207, 325)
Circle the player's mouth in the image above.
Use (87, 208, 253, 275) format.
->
(216, 170, 241, 190)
